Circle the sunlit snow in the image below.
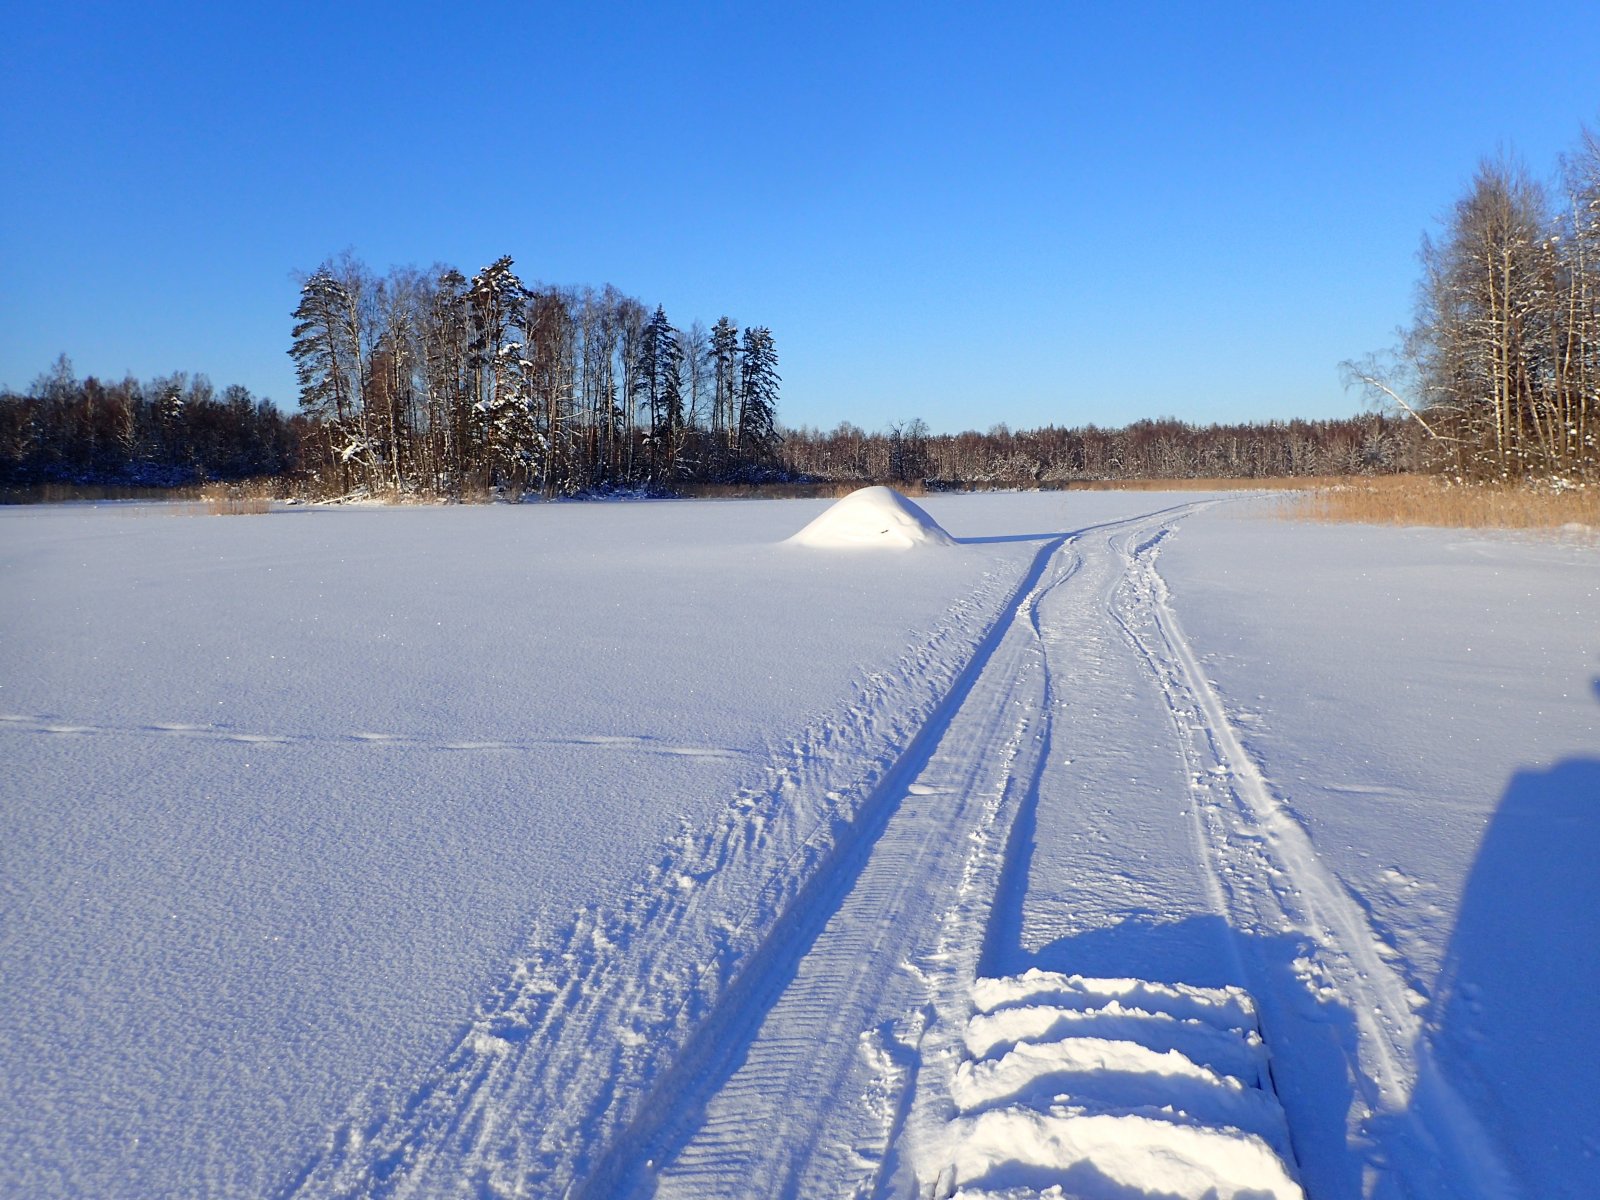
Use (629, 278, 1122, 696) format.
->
(1, 492, 1595, 1200)
(786, 484, 956, 549)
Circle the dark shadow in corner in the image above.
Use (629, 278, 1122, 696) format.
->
(988, 743, 1600, 1200)
(1379, 738, 1600, 1198)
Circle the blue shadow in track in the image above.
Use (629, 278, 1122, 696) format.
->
(975, 706, 1365, 1197)
(957, 532, 1069, 545)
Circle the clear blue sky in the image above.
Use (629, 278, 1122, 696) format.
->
(3, 2, 1597, 433)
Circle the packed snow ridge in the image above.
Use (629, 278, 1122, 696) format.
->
(933, 971, 1303, 1200)
(787, 485, 957, 549)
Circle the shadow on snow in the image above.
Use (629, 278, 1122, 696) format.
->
(1379, 685, 1600, 1199)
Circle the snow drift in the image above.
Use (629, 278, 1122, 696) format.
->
(788, 486, 956, 549)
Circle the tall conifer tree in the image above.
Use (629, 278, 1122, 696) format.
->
(738, 325, 780, 466)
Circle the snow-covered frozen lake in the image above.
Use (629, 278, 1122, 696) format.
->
(2, 492, 1595, 1199)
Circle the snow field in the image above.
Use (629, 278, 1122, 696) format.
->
(935, 971, 1301, 1200)
(1153, 515, 1600, 1200)
(0, 496, 1069, 1199)
(3, 491, 1596, 1198)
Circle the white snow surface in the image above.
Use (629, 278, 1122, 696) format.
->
(786, 484, 956, 548)
(938, 972, 1300, 1200)
(2, 491, 1596, 1200)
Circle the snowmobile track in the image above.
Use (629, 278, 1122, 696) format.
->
(572, 528, 1076, 1198)
(583, 505, 1213, 1199)
(283, 509, 1193, 1199)
(290, 497, 1506, 1200)
(1112, 523, 1519, 1199)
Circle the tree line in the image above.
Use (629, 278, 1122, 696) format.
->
(781, 414, 1419, 486)
(1348, 126, 1600, 482)
(0, 355, 301, 489)
(0, 354, 1416, 495)
(52, 161, 1600, 499)
(289, 254, 781, 496)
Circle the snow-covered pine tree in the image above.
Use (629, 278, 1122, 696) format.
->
(466, 256, 531, 490)
(657, 310, 685, 475)
(737, 326, 781, 470)
(634, 305, 680, 481)
(289, 267, 363, 487)
(710, 316, 739, 450)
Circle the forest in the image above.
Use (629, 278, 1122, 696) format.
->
(4, 126, 1597, 498)
(0, 357, 300, 489)
(0, 356, 1416, 495)
(287, 255, 781, 497)
(782, 415, 1419, 486)
(1347, 127, 1600, 483)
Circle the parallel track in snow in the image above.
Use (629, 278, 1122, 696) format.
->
(586, 539, 1076, 1200)
(1112, 524, 1519, 1200)
(284, 499, 1510, 1199)
(583, 505, 1211, 1199)
(279, 511, 1083, 1200)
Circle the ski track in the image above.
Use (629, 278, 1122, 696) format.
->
(1113, 523, 1519, 1200)
(274, 499, 1512, 1199)
(588, 505, 1211, 1199)
(277, 525, 1065, 1199)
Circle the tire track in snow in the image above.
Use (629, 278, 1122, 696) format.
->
(580, 504, 1213, 1199)
(591, 543, 1074, 1200)
(1113, 524, 1520, 1199)
(277, 523, 1071, 1200)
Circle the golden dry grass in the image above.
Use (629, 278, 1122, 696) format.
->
(195, 480, 277, 516)
(1058, 475, 1351, 493)
(684, 477, 1332, 500)
(1279, 476, 1598, 531)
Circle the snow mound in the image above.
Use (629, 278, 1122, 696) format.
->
(787, 486, 956, 549)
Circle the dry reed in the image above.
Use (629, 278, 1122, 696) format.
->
(1058, 475, 1352, 493)
(196, 480, 277, 516)
(1279, 476, 1597, 531)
